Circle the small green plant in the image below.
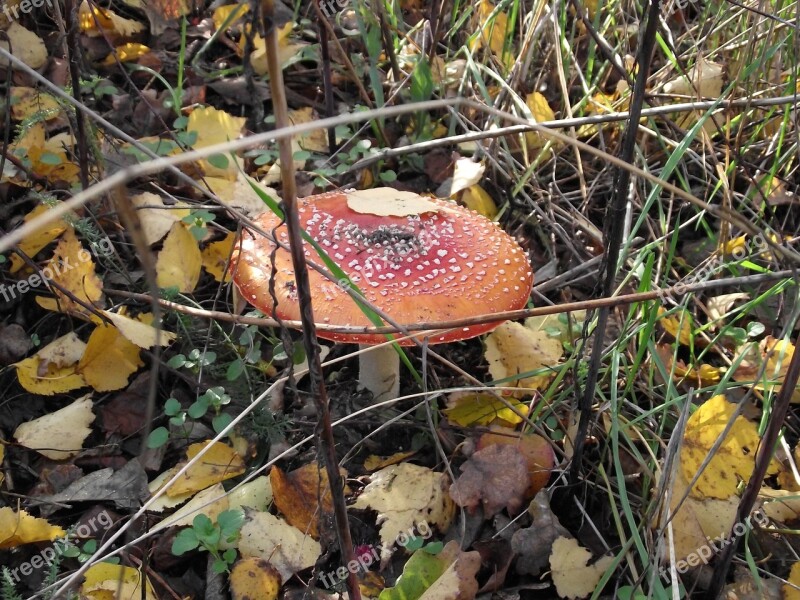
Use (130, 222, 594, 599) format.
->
(148, 386, 233, 449)
(172, 510, 244, 574)
(181, 210, 216, 241)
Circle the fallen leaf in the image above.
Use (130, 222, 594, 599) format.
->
(352, 463, 455, 563)
(512, 491, 570, 576)
(484, 321, 563, 393)
(784, 562, 800, 599)
(681, 395, 781, 499)
(130, 192, 191, 245)
(35, 228, 104, 317)
(187, 105, 246, 177)
(14, 395, 94, 460)
(165, 441, 245, 497)
(469, 0, 509, 66)
(0, 23, 47, 69)
(78, 323, 144, 392)
(459, 185, 497, 219)
(8, 204, 67, 273)
(524, 92, 557, 151)
(271, 463, 347, 539)
(243, 22, 307, 77)
(380, 541, 480, 600)
(212, 3, 248, 30)
(733, 336, 800, 403)
(0, 508, 65, 548)
(14, 332, 88, 395)
(102, 42, 151, 65)
(549, 537, 614, 599)
(9, 87, 61, 122)
(658, 307, 693, 346)
(203, 172, 279, 216)
(80, 562, 156, 600)
(156, 222, 202, 292)
(449, 444, 529, 516)
(364, 452, 418, 472)
(237, 509, 322, 582)
(444, 392, 529, 427)
(476, 429, 554, 497)
(289, 107, 329, 153)
(231, 557, 281, 600)
(664, 56, 724, 98)
(150, 483, 230, 532)
(449, 158, 485, 197)
(79, 0, 145, 37)
(346, 189, 445, 217)
(228, 476, 273, 512)
(98, 310, 176, 348)
(202, 233, 236, 282)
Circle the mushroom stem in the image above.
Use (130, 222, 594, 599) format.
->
(358, 344, 400, 401)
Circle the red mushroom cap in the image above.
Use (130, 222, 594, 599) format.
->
(231, 189, 533, 345)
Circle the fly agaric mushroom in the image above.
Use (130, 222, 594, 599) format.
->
(231, 188, 533, 401)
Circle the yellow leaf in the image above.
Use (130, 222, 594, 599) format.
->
(8, 123, 81, 185)
(98, 310, 176, 348)
(733, 336, 800, 403)
(549, 537, 614, 599)
(187, 106, 246, 177)
(784, 562, 800, 599)
(78, 324, 144, 392)
(524, 92, 557, 151)
(289, 107, 328, 153)
(658, 307, 693, 346)
(230, 557, 281, 600)
(204, 172, 279, 216)
(150, 483, 230, 531)
(242, 23, 307, 77)
(0, 508, 65, 548)
(9, 87, 61, 122)
(363, 451, 417, 472)
(14, 332, 88, 395)
(156, 223, 202, 292)
(0, 23, 47, 70)
(166, 441, 245, 497)
(102, 42, 151, 65)
(484, 322, 563, 393)
(444, 392, 529, 427)
(34, 228, 104, 317)
(79, 0, 145, 37)
(663, 56, 724, 98)
(14, 395, 94, 460)
(81, 563, 157, 600)
(9, 204, 67, 273)
(202, 233, 236, 282)
(130, 192, 191, 245)
(459, 184, 498, 219)
(212, 3, 248, 30)
(470, 0, 509, 65)
(680, 395, 781, 499)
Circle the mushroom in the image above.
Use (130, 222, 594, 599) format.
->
(231, 188, 533, 401)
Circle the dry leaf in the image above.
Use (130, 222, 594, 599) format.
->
(549, 537, 614, 599)
(470, 0, 509, 65)
(450, 158, 485, 197)
(150, 483, 230, 532)
(237, 509, 322, 582)
(165, 441, 245, 497)
(78, 323, 144, 392)
(524, 92, 557, 151)
(271, 463, 347, 539)
(664, 56, 724, 98)
(346, 189, 445, 217)
(14, 395, 94, 460)
(512, 491, 570, 576)
(102, 42, 151, 65)
(476, 429, 554, 498)
(0, 508, 65, 548)
(14, 332, 87, 395)
(733, 336, 800, 403)
(449, 444, 529, 516)
(352, 463, 455, 563)
(484, 321, 563, 393)
(80, 563, 156, 600)
(99, 310, 176, 348)
(79, 0, 145, 37)
(204, 172, 278, 216)
(416, 541, 481, 600)
(680, 395, 781, 499)
(459, 185, 498, 219)
(444, 392, 529, 427)
(9, 87, 61, 122)
(130, 192, 191, 245)
(231, 557, 281, 600)
(0, 23, 47, 69)
(156, 222, 202, 292)
(8, 204, 67, 273)
(227, 476, 273, 512)
(202, 233, 236, 282)
(187, 105, 246, 177)
(784, 562, 800, 599)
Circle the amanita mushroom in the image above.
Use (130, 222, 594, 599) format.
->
(231, 188, 533, 401)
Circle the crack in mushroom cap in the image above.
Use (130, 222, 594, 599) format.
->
(231, 189, 533, 345)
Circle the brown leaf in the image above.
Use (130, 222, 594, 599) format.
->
(271, 463, 347, 540)
(511, 491, 569, 576)
(449, 444, 528, 516)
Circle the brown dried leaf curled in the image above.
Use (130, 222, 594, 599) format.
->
(449, 444, 528, 516)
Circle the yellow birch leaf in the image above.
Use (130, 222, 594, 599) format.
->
(0, 23, 47, 70)
(549, 537, 614, 599)
(230, 557, 281, 600)
(187, 106, 246, 177)
(470, 0, 509, 64)
(202, 233, 236, 282)
(156, 223, 202, 292)
(680, 395, 781, 499)
(460, 185, 498, 219)
(81, 563, 156, 600)
(79, 0, 145, 37)
(524, 92, 557, 151)
(35, 228, 104, 317)
(289, 107, 328, 153)
(9, 204, 67, 273)
(150, 483, 230, 532)
(14, 331, 88, 395)
(243, 23, 307, 77)
(10, 123, 80, 185)
(102, 42, 151, 65)
(14, 395, 94, 460)
(78, 324, 144, 392)
(98, 310, 176, 348)
(165, 441, 245, 497)
(10, 87, 61, 122)
(130, 192, 191, 245)
(444, 392, 528, 427)
(658, 307, 693, 346)
(484, 321, 563, 394)
(212, 3, 248, 31)
(0, 508, 65, 548)
(784, 562, 800, 599)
